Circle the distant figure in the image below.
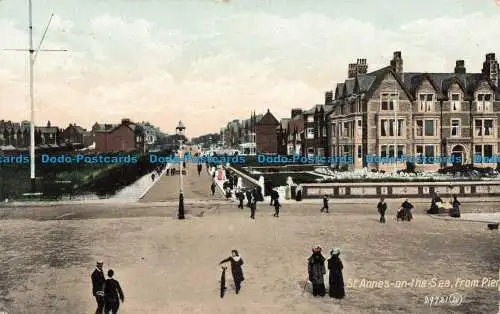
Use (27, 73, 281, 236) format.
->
(104, 269, 124, 314)
(238, 189, 245, 209)
(219, 250, 245, 294)
(308, 246, 326, 297)
(450, 195, 461, 218)
(151, 173, 155, 181)
(273, 198, 281, 217)
(225, 186, 232, 199)
(320, 195, 329, 213)
(211, 181, 216, 196)
(91, 260, 105, 314)
(250, 196, 257, 219)
(245, 189, 252, 207)
(427, 199, 439, 214)
(377, 197, 387, 223)
(197, 164, 202, 176)
(296, 185, 303, 201)
(328, 248, 345, 299)
(398, 199, 413, 221)
(270, 189, 277, 206)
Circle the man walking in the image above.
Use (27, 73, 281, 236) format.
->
(320, 195, 329, 213)
(250, 195, 257, 220)
(377, 197, 387, 223)
(104, 269, 124, 314)
(238, 188, 245, 209)
(91, 260, 105, 314)
(197, 164, 202, 176)
(273, 198, 281, 217)
(211, 181, 216, 196)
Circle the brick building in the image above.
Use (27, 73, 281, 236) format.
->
(256, 109, 280, 154)
(94, 118, 145, 153)
(328, 51, 500, 171)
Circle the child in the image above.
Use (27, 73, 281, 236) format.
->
(320, 195, 329, 213)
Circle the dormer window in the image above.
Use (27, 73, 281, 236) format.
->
(418, 94, 435, 112)
(450, 93, 461, 111)
(476, 93, 492, 112)
(381, 93, 398, 110)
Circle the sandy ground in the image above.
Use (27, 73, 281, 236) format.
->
(0, 202, 498, 314)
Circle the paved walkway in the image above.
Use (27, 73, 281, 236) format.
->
(139, 163, 224, 202)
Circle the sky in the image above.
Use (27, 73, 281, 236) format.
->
(1, 0, 500, 137)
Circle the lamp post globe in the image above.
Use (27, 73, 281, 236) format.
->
(176, 121, 186, 220)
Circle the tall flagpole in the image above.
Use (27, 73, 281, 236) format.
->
(3, 2, 68, 192)
(29, 0, 35, 188)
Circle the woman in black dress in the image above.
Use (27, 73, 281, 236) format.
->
(219, 250, 245, 294)
(328, 248, 345, 299)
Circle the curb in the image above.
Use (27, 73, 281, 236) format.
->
(137, 164, 171, 201)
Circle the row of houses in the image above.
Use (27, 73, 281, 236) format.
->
(0, 118, 165, 153)
(218, 51, 500, 171)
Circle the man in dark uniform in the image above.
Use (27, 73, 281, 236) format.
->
(250, 195, 257, 220)
(91, 260, 105, 314)
(238, 188, 245, 209)
(104, 269, 124, 314)
(245, 189, 252, 207)
(320, 195, 329, 213)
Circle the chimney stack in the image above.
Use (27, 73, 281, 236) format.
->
(454, 60, 466, 74)
(291, 109, 303, 119)
(482, 52, 499, 88)
(390, 51, 403, 73)
(348, 59, 368, 78)
(325, 91, 333, 104)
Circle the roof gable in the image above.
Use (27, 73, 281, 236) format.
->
(258, 110, 280, 125)
(365, 68, 415, 101)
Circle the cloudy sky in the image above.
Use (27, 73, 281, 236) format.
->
(1, 0, 499, 136)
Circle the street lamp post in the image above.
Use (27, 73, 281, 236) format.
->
(176, 121, 186, 220)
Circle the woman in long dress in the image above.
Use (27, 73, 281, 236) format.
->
(328, 248, 345, 299)
(219, 250, 245, 294)
(307, 246, 326, 297)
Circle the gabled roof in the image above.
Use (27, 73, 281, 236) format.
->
(257, 110, 279, 125)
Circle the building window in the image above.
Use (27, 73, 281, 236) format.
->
(306, 128, 314, 139)
(484, 119, 493, 136)
(397, 145, 404, 158)
(307, 116, 314, 122)
(357, 120, 361, 127)
(416, 120, 423, 137)
(416, 145, 424, 164)
(357, 145, 362, 158)
(451, 93, 461, 111)
(381, 145, 387, 158)
(484, 145, 493, 158)
(388, 145, 395, 158)
(381, 119, 387, 136)
(425, 145, 435, 164)
(418, 93, 434, 112)
(476, 93, 492, 112)
(381, 93, 398, 110)
(451, 119, 460, 137)
(475, 144, 494, 158)
(424, 120, 435, 136)
(474, 145, 482, 156)
(343, 122, 349, 137)
(332, 124, 336, 137)
(475, 120, 482, 136)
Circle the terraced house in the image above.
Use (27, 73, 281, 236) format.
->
(329, 51, 500, 171)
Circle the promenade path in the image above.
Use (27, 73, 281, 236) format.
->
(139, 162, 223, 202)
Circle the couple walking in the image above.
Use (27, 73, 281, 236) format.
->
(307, 246, 345, 299)
(91, 261, 125, 314)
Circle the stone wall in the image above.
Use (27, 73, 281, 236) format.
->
(302, 181, 500, 198)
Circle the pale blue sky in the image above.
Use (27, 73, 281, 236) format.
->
(1, 0, 499, 136)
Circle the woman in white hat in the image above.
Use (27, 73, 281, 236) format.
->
(327, 248, 345, 299)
